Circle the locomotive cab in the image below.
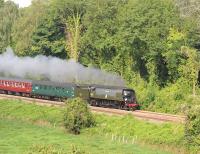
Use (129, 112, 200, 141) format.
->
(122, 89, 139, 110)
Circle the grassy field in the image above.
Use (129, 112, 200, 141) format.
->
(0, 118, 171, 154)
(0, 99, 188, 153)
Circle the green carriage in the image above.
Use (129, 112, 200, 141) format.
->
(31, 81, 89, 100)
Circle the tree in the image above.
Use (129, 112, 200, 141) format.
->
(65, 13, 82, 61)
(12, 0, 47, 56)
(163, 28, 186, 82)
(81, 0, 123, 67)
(0, 0, 3, 8)
(81, 0, 182, 86)
(176, 0, 200, 50)
(51, 0, 87, 61)
(0, 1, 18, 52)
(179, 46, 200, 96)
(30, 11, 66, 57)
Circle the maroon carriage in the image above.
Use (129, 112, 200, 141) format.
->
(0, 77, 32, 94)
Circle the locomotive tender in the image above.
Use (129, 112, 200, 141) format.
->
(0, 77, 139, 110)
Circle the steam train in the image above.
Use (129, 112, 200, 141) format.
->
(0, 77, 140, 110)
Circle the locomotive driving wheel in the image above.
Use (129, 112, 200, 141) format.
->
(90, 100, 97, 106)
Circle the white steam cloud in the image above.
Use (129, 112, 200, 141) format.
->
(0, 48, 125, 86)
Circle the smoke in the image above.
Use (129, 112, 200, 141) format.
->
(0, 48, 125, 86)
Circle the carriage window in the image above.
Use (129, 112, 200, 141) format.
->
(16, 82, 22, 88)
(35, 85, 39, 90)
(11, 82, 14, 87)
(21, 83, 25, 88)
(0, 80, 3, 85)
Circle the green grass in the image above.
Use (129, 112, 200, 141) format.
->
(87, 115, 184, 145)
(0, 99, 184, 144)
(0, 99, 63, 125)
(0, 118, 170, 154)
(0, 99, 188, 153)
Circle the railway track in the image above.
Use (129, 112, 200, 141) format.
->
(0, 94, 186, 123)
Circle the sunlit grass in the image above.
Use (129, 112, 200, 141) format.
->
(0, 99, 187, 153)
(0, 119, 170, 154)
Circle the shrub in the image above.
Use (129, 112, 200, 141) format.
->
(63, 98, 95, 134)
(185, 105, 200, 147)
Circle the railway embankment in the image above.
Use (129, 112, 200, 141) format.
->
(0, 99, 192, 154)
(0, 93, 186, 123)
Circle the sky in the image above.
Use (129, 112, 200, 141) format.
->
(7, 0, 32, 8)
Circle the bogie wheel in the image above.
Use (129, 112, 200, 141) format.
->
(90, 100, 96, 106)
(131, 107, 136, 111)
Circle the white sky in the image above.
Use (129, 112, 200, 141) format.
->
(7, 0, 32, 8)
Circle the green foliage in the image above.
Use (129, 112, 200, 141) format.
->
(30, 8, 66, 57)
(0, 0, 3, 8)
(185, 105, 200, 147)
(65, 13, 82, 61)
(179, 46, 200, 96)
(0, 1, 18, 51)
(11, 0, 47, 56)
(63, 98, 95, 134)
(81, 0, 185, 86)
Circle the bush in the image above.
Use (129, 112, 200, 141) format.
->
(63, 98, 95, 134)
(185, 105, 200, 147)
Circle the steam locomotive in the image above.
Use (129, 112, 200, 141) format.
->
(0, 77, 140, 110)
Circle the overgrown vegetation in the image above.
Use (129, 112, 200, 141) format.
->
(185, 105, 200, 148)
(63, 98, 95, 134)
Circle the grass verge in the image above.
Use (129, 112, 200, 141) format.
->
(0, 118, 171, 154)
(0, 99, 193, 153)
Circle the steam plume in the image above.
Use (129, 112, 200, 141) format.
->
(0, 48, 125, 86)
